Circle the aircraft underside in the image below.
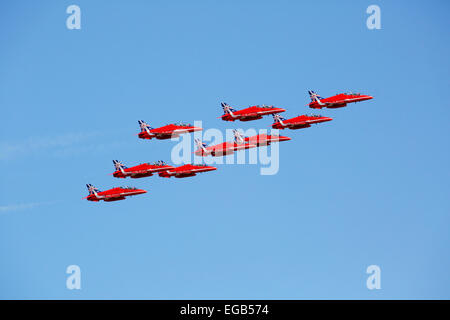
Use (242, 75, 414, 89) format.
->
(291, 124, 311, 129)
(240, 115, 263, 121)
(175, 172, 196, 178)
(327, 103, 347, 108)
(130, 173, 153, 178)
(104, 196, 126, 201)
(155, 134, 180, 140)
(211, 150, 234, 157)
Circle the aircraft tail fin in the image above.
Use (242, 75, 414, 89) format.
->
(138, 120, 153, 132)
(308, 90, 323, 102)
(112, 160, 127, 172)
(272, 114, 286, 123)
(194, 138, 208, 152)
(86, 184, 100, 195)
(233, 129, 245, 144)
(221, 102, 236, 115)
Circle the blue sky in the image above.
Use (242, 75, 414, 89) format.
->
(1, 0, 449, 299)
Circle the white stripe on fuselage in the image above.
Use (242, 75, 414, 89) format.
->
(345, 98, 363, 102)
(315, 98, 326, 106)
(227, 111, 237, 118)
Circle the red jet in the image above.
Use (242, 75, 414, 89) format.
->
(83, 184, 146, 202)
(112, 160, 175, 178)
(194, 136, 257, 157)
(138, 120, 202, 140)
(233, 129, 291, 146)
(308, 91, 373, 109)
(220, 102, 286, 122)
(158, 164, 217, 178)
(271, 113, 333, 130)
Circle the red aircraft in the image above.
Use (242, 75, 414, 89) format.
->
(271, 113, 333, 130)
(233, 129, 291, 146)
(158, 164, 217, 178)
(138, 120, 202, 140)
(112, 160, 174, 178)
(219, 102, 286, 122)
(83, 184, 146, 202)
(194, 136, 257, 157)
(308, 90, 373, 109)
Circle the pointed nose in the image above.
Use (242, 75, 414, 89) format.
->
(276, 108, 286, 113)
(279, 136, 291, 142)
(324, 117, 333, 122)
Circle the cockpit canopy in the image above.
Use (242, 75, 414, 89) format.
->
(121, 186, 138, 190)
(175, 122, 191, 127)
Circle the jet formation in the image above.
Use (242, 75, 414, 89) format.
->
(85, 90, 373, 202)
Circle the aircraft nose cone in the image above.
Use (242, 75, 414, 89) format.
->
(279, 136, 291, 141)
(324, 117, 333, 122)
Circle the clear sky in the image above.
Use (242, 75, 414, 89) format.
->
(1, 0, 449, 299)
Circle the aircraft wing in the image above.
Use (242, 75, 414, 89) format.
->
(104, 194, 126, 199)
(173, 169, 195, 176)
(239, 113, 260, 120)
(131, 170, 151, 175)
(211, 143, 231, 153)
(321, 100, 346, 107)
(154, 132, 179, 138)
(234, 143, 257, 150)
(172, 128, 191, 133)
